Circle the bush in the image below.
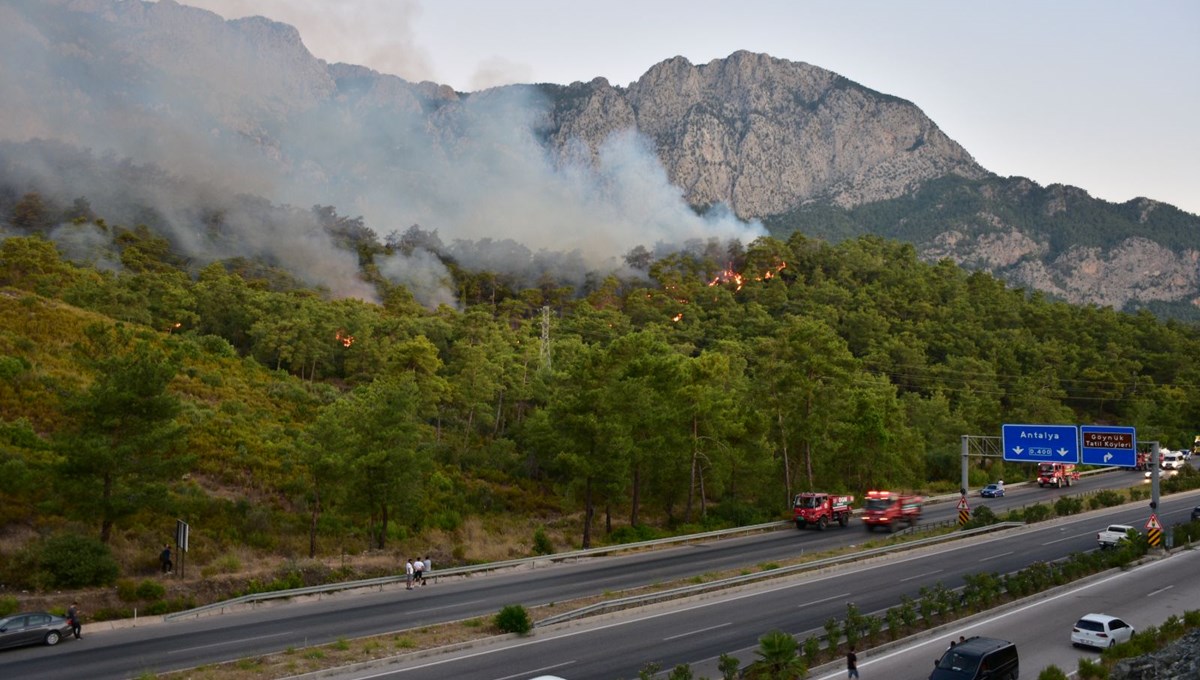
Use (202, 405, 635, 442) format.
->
(0, 595, 17, 617)
(1022, 503, 1052, 523)
(18, 533, 120, 589)
(135, 579, 166, 601)
(1054, 496, 1084, 516)
(1089, 489, 1125, 509)
(1039, 665, 1070, 680)
(494, 604, 531, 635)
(532, 527, 553, 555)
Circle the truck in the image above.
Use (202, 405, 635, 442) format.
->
(1097, 523, 1136, 549)
(793, 492, 854, 530)
(861, 490, 923, 532)
(1037, 462, 1080, 488)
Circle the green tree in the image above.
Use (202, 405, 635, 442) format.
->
(56, 324, 188, 542)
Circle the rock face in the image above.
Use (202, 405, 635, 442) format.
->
(1109, 629, 1200, 680)
(581, 52, 986, 215)
(3, 1, 1198, 315)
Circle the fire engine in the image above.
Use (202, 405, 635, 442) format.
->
(861, 490, 923, 532)
(1037, 462, 1080, 488)
(793, 492, 854, 530)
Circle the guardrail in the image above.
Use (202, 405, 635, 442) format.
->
(164, 475, 1118, 622)
(163, 519, 791, 621)
(534, 522, 1025, 627)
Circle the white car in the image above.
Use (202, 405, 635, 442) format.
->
(1071, 613, 1134, 649)
(1161, 451, 1186, 469)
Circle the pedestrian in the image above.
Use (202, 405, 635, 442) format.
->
(413, 557, 424, 586)
(422, 555, 431, 586)
(160, 544, 173, 574)
(959, 635, 966, 645)
(948, 639, 956, 649)
(405, 558, 414, 590)
(846, 645, 859, 679)
(67, 600, 82, 639)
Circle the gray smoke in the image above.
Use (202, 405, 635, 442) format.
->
(0, 0, 764, 307)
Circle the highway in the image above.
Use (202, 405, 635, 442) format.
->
(312, 492, 1198, 680)
(0, 470, 1191, 679)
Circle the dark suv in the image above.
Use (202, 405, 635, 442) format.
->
(930, 636, 1019, 680)
(1191, 505, 1200, 522)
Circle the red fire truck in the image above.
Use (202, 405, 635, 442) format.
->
(793, 492, 854, 530)
(861, 490, 923, 532)
(1037, 462, 1080, 488)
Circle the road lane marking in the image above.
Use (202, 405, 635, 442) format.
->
(1043, 533, 1092, 545)
(798, 593, 851, 607)
(168, 631, 293, 653)
(1148, 585, 1173, 597)
(979, 551, 1014, 561)
(903, 569, 942, 582)
(664, 622, 731, 641)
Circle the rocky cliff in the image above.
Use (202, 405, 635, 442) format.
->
(3, 0, 1198, 316)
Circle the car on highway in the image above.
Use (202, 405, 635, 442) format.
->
(0, 611, 73, 650)
(1071, 613, 1134, 649)
(1191, 505, 1200, 522)
(930, 636, 1019, 680)
(980, 483, 1005, 498)
(1097, 524, 1136, 549)
(1143, 466, 1178, 483)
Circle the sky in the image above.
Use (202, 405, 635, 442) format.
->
(179, 0, 1200, 217)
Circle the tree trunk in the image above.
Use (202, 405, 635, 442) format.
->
(100, 473, 114, 543)
(379, 502, 389, 549)
(605, 503, 612, 534)
(685, 415, 698, 524)
(582, 476, 594, 549)
(778, 409, 792, 507)
(308, 490, 320, 558)
(630, 463, 641, 527)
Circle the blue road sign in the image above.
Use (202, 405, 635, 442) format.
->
(1080, 425, 1137, 467)
(1001, 424, 1079, 463)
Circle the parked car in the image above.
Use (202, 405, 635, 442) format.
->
(1072, 613, 1135, 649)
(980, 484, 1005, 498)
(0, 611, 73, 650)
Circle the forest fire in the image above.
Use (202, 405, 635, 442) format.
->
(672, 313, 683, 322)
(707, 268, 744, 291)
(335, 330, 354, 347)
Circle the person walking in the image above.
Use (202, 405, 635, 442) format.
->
(160, 544, 173, 574)
(421, 555, 431, 586)
(405, 558, 414, 590)
(67, 601, 82, 639)
(846, 645, 859, 679)
(413, 557, 424, 586)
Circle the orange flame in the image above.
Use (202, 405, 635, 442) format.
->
(672, 313, 683, 322)
(335, 330, 355, 347)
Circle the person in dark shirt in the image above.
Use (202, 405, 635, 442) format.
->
(847, 645, 859, 678)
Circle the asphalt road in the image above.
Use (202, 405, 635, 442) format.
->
(0, 471, 1191, 679)
(272, 492, 1200, 680)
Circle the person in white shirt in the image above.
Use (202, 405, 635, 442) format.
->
(413, 557, 424, 586)
(422, 555, 431, 586)
(405, 559, 414, 590)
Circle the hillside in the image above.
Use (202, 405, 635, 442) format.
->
(4, 225, 1200, 594)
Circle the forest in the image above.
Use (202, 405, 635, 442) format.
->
(2, 196, 1200, 590)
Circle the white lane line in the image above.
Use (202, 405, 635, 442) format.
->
(1148, 585, 1173, 597)
(664, 622, 732, 641)
(979, 551, 1014, 561)
(493, 661, 576, 680)
(1043, 533, 1091, 545)
(798, 593, 851, 608)
(902, 569, 942, 582)
(168, 631, 294, 654)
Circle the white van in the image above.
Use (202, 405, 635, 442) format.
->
(1161, 451, 1185, 470)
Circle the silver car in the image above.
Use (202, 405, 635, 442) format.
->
(0, 611, 73, 649)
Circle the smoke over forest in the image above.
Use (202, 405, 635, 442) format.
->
(0, 0, 764, 307)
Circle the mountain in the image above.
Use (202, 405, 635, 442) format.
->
(2, 0, 1198, 316)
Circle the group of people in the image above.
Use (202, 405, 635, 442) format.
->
(404, 556, 432, 589)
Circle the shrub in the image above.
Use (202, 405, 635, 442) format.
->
(494, 604, 531, 635)
(135, 579, 166, 601)
(1054, 496, 1084, 516)
(531, 527, 553, 555)
(1090, 489, 1124, 508)
(1022, 503, 1052, 523)
(20, 533, 120, 589)
(0, 595, 17, 617)
(1039, 665, 1070, 680)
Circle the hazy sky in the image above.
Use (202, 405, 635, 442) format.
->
(183, 0, 1199, 216)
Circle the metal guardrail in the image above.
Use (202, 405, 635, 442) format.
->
(163, 519, 791, 621)
(534, 522, 1025, 627)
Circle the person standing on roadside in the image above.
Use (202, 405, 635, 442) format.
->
(67, 601, 82, 639)
(160, 544, 173, 574)
(422, 555, 431, 586)
(847, 645, 859, 679)
(405, 558, 414, 590)
(413, 557, 424, 586)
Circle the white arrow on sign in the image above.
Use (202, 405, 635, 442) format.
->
(1104, 452, 1113, 463)
(1013, 447, 1024, 455)
(1057, 447, 1070, 457)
